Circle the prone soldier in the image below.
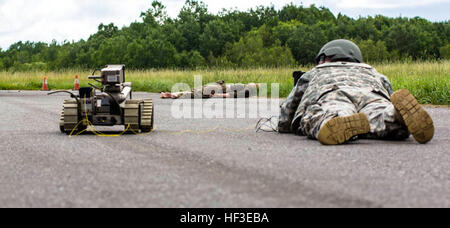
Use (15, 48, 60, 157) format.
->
(161, 80, 260, 99)
(278, 39, 435, 145)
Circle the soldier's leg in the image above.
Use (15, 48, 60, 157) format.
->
(299, 91, 360, 140)
(160, 91, 192, 99)
(300, 90, 373, 145)
(358, 96, 410, 140)
(211, 93, 231, 98)
(160, 92, 172, 99)
(173, 91, 194, 99)
(317, 113, 371, 145)
(390, 89, 434, 144)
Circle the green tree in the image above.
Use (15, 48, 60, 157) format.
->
(96, 23, 119, 38)
(356, 39, 390, 63)
(176, 0, 214, 51)
(249, 5, 279, 27)
(177, 50, 205, 68)
(54, 42, 77, 68)
(124, 40, 146, 68)
(199, 19, 242, 58)
(440, 44, 450, 59)
(0, 49, 4, 70)
(159, 23, 185, 52)
(224, 28, 296, 67)
(92, 35, 128, 67)
(0, 2, 447, 70)
(145, 38, 178, 68)
(353, 17, 381, 41)
(387, 21, 440, 60)
(286, 23, 328, 64)
(273, 20, 301, 46)
(141, 0, 168, 25)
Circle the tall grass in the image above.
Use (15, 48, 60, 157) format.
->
(0, 61, 448, 105)
(374, 61, 449, 105)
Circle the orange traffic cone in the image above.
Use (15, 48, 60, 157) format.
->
(42, 76, 49, 91)
(74, 75, 80, 90)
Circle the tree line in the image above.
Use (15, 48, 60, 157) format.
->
(0, 0, 449, 71)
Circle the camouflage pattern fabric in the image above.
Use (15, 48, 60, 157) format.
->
(227, 83, 254, 98)
(178, 81, 254, 99)
(193, 81, 226, 98)
(279, 62, 409, 140)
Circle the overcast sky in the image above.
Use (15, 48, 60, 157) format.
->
(0, 0, 449, 49)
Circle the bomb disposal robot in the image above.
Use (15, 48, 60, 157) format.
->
(50, 65, 154, 134)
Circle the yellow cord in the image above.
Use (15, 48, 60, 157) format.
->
(69, 95, 131, 137)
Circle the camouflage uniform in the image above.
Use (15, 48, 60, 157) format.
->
(279, 62, 410, 140)
(178, 81, 254, 99)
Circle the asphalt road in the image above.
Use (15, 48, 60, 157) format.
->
(0, 90, 449, 208)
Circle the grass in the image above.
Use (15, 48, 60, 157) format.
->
(0, 61, 448, 105)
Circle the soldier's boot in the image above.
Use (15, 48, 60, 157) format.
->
(390, 89, 434, 144)
(318, 113, 371, 145)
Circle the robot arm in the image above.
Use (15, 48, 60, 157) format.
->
(117, 82, 132, 103)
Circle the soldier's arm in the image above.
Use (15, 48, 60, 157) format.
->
(381, 75, 394, 96)
(374, 70, 394, 96)
(278, 74, 311, 133)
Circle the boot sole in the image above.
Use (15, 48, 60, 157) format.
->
(390, 89, 434, 144)
(318, 113, 371, 145)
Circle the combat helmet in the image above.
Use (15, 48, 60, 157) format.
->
(315, 39, 363, 64)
